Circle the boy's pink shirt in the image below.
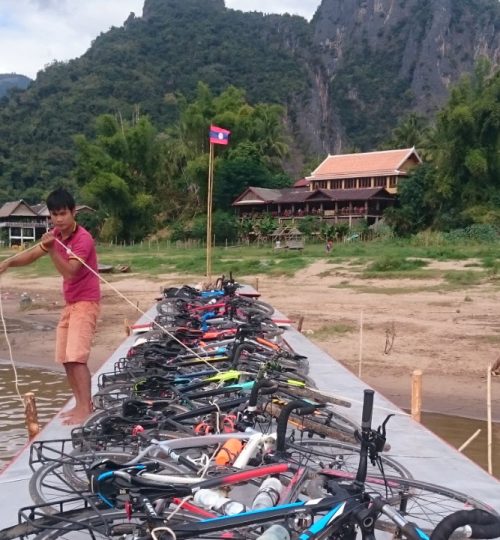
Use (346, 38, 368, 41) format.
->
(53, 225, 101, 303)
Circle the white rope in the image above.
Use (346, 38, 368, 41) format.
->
(0, 281, 23, 405)
(151, 526, 176, 540)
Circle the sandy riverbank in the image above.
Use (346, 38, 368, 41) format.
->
(0, 262, 498, 421)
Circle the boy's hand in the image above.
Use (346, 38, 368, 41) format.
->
(41, 232, 55, 250)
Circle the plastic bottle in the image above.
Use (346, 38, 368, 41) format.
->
(251, 477, 284, 510)
(256, 524, 290, 540)
(193, 489, 246, 515)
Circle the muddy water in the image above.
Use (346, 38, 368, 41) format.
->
(0, 363, 70, 468)
(0, 366, 498, 479)
(421, 411, 500, 479)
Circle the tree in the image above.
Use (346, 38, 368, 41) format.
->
(383, 164, 437, 235)
(426, 59, 500, 228)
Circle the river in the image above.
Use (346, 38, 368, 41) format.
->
(0, 364, 498, 480)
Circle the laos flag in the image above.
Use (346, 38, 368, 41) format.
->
(209, 125, 231, 145)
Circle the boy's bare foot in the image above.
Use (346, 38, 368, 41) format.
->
(60, 401, 93, 419)
(60, 407, 77, 418)
(63, 411, 91, 426)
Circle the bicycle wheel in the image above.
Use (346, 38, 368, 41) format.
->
(287, 438, 412, 479)
(30, 506, 268, 540)
(308, 473, 498, 536)
(31, 507, 202, 540)
(29, 451, 137, 512)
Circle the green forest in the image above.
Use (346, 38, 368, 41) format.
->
(0, 0, 498, 243)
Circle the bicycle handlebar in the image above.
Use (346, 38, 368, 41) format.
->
(275, 400, 321, 453)
(355, 389, 375, 485)
(248, 379, 278, 408)
(431, 509, 500, 540)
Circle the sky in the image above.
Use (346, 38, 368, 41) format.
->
(0, 0, 320, 79)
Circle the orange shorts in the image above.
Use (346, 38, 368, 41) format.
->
(55, 301, 100, 364)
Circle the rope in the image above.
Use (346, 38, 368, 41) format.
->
(0, 282, 23, 405)
(0, 245, 47, 405)
(51, 236, 221, 373)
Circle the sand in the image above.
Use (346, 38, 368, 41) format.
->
(0, 261, 498, 422)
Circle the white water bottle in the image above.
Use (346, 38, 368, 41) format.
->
(193, 489, 246, 515)
(256, 524, 290, 540)
(251, 477, 283, 510)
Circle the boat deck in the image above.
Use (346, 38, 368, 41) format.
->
(0, 302, 498, 528)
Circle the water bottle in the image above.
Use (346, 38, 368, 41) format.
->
(256, 524, 290, 540)
(193, 489, 246, 515)
(251, 477, 283, 510)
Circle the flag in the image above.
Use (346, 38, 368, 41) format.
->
(209, 125, 231, 145)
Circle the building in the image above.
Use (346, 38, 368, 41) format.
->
(232, 147, 422, 226)
(307, 147, 421, 193)
(0, 200, 48, 246)
(0, 201, 95, 246)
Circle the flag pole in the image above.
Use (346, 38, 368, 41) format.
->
(206, 141, 214, 281)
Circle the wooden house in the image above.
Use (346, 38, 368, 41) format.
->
(232, 186, 395, 226)
(0, 201, 95, 246)
(232, 147, 421, 227)
(0, 200, 48, 246)
(307, 147, 422, 194)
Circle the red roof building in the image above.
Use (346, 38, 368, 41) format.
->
(231, 148, 422, 227)
(307, 147, 422, 194)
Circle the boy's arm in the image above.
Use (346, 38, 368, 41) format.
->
(47, 248, 82, 280)
(0, 244, 46, 274)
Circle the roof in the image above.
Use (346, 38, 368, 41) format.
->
(233, 187, 288, 205)
(292, 178, 309, 188)
(0, 200, 38, 218)
(233, 187, 394, 206)
(31, 204, 95, 217)
(308, 188, 395, 202)
(308, 148, 422, 180)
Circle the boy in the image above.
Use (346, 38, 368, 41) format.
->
(0, 188, 100, 425)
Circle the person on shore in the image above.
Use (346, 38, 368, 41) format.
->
(0, 188, 100, 425)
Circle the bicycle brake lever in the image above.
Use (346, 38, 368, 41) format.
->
(378, 414, 395, 438)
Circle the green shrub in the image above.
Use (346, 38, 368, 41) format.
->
(367, 256, 429, 272)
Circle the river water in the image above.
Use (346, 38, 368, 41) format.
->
(0, 363, 70, 468)
(0, 364, 498, 479)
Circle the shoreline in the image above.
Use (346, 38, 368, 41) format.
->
(0, 267, 498, 425)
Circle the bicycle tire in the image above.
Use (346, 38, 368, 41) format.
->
(287, 438, 412, 479)
(31, 507, 203, 540)
(308, 473, 499, 537)
(29, 451, 137, 511)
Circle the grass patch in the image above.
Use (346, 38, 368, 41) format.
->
(366, 257, 429, 273)
(313, 322, 356, 339)
(361, 269, 439, 280)
(443, 271, 485, 286)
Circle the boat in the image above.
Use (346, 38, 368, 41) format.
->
(98, 264, 113, 273)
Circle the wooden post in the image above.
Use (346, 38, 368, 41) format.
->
(124, 318, 130, 336)
(206, 142, 215, 280)
(487, 363, 493, 475)
(297, 315, 304, 333)
(24, 392, 40, 439)
(411, 369, 423, 423)
(358, 310, 364, 378)
(255, 277, 259, 292)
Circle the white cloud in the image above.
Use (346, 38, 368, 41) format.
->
(0, 0, 144, 77)
(0, 0, 319, 79)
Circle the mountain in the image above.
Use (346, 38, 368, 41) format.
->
(0, 74, 31, 98)
(0, 0, 498, 198)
